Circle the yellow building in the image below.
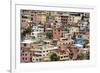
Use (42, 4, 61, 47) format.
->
(69, 27, 79, 34)
(68, 16, 81, 24)
(58, 50, 70, 61)
(36, 14, 46, 24)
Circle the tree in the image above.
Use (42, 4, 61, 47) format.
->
(50, 53, 60, 61)
(21, 25, 33, 38)
(25, 26, 33, 34)
(84, 39, 89, 44)
(63, 24, 69, 31)
(46, 31, 53, 39)
(77, 52, 84, 60)
(77, 51, 90, 60)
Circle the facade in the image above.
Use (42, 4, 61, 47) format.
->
(68, 15, 81, 25)
(58, 50, 70, 61)
(21, 51, 33, 63)
(69, 27, 79, 34)
(58, 43, 67, 51)
(21, 10, 33, 33)
(53, 27, 62, 40)
(61, 15, 68, 25)
(36, 14, 46, 24)
(32, 56, 42, 62)
(70, 46, 79, 60)
(21, 39, 35, 62)
(78, 18, 89, 31)
(62, 31, 71, 39)
(32, 44, 58, 62)
(54, 15, 61, 23)
(31, 25, 44, 39)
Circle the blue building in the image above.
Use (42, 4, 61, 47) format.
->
(74, 35, 83, 47)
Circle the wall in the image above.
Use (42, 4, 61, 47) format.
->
(0, 0, 99, 73)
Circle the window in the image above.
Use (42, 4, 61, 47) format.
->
(30, 58, 32, 61)
(21, 48, 23, 50)
(22, 58, 24, 60)
(64, 56, 66, 58)
(39, 59, 42, 61)
(54, 29, 56, 31)
(22, 16, 28, 19)
(32, 33, 34, 35)
(24, 43, 26, 46)
(22, 54, 24, 56)
(25, 58, 27, 60)
(30, 54, 32, 56)
(36, 30, 38, 31)
(36, 59, 38, 61)
(58, 29, 60, 32)
(61, 57, 63, 58)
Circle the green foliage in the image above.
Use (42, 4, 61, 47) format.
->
(84, 39, 89, 45)
(25, 26, 33, 34)
(77, 51, 90, 60)
(50, 53, 60, 61)
(46, 31, 53, 39)
(77, 52, 84, 60)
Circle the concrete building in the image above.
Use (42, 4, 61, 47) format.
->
(78, 20, 89, 31)
(69, 27, 79, 34)
(32, 56, 43, 62)
(54, 15, 61, 23)
(61, 15, 68, 25)
(36, 14, 46, 24)
(53, 27, 62, 40)
(21, 51, 33, 63)
(32, 44, 58, 62)
(70, 46, 79, 60)
(58, 50, 70, 61)
(68, 16, 81, 25)
(21, 39, 35, 63)
(31, 25, 44, 39)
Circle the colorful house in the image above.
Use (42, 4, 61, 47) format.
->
(53, 27, 62, 40)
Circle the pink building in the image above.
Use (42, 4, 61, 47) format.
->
(58, 43, 67, 51)
(21, 39, 34, 63)
(70, 47, 79, 60)
(53, 28, 62, 40)
(21, 51, 33, 63)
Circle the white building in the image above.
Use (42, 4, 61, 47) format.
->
(31, 25, 44, 39)
(78, 20, 88, 31)
(69, 27, 79, 34)
(32, 56, 43, 62)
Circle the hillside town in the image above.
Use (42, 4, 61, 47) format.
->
(20, 10, 90, 63)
